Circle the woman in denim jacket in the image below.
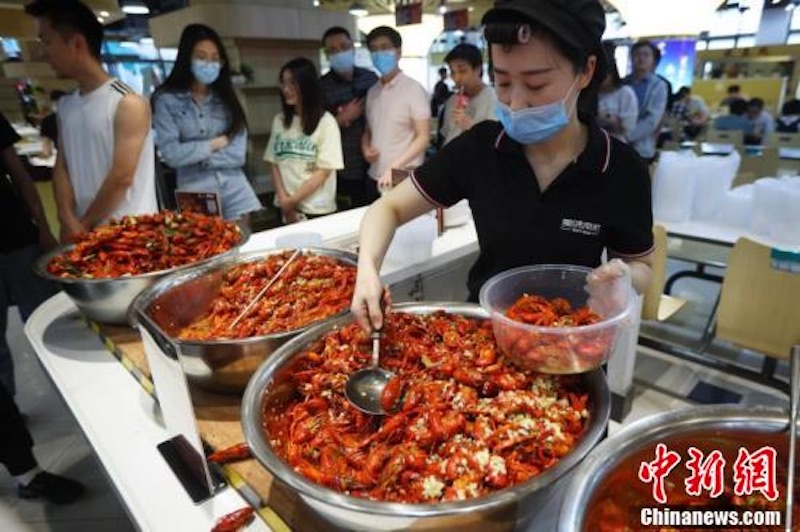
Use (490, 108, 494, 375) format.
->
(152, 24, 261, 220)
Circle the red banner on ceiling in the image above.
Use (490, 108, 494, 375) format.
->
(396, 1, 423, 26)
(443, 8, 469, 31)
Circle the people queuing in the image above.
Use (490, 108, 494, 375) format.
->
(26, 0, 158, 242)
(439, 43, 497, 146)
(320, 27, 378, 210)
(264, 58, 343, 224)
(362, 26, 431, 200)
(151, 24, 262, 221)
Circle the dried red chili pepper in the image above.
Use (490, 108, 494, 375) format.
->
(211, 507, 254, 532)
(208, 443, 251, 465)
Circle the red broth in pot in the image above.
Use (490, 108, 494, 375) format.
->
(584, 428, 798, 532)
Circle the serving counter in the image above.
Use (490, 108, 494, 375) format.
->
(24, 207, 618, 531)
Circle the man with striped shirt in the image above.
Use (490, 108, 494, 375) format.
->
(26, 0, 157, 242)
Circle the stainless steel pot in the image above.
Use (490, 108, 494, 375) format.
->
(130, 247, 358, 394)
(242, 302, 610, 531)
(34, 223, 249, 325)
(558, 404, 788, 532)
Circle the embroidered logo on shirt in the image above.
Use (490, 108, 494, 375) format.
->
(560, 218, 601, 236)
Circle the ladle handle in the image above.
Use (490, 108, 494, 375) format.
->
(786, 345, 800, 532)
(369, 293, 388, 369)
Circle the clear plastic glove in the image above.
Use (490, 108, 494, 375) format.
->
(585, 258, 633, 317)
(350, 264, 393, 333)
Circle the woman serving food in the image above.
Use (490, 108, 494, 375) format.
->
(351, 0, 654, 332)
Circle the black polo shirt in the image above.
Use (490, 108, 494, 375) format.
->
(412, 116, 654, 301)
(0, 113, 39, 253)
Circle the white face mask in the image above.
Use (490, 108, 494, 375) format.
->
(495, 77, 579, 145)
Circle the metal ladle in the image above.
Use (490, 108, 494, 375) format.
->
(345, 312, 395, 416)
(786, 345, 800, 532)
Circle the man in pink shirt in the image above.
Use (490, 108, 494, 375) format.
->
(362, 26, 430, 201)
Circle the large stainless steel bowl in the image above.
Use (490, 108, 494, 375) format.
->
(558, 404, 789, 532)
(242, 303, 610, 531)
(33, 223, 249, 325)
(130, 247, 358, 394)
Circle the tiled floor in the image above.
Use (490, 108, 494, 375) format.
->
(0, 309, 134, 532)
(0, 255, 791, 530)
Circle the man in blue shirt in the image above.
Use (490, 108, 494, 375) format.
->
(320, 26, 378, 209)
(714, 98, 749, 132)
(624, 40, 668, 163)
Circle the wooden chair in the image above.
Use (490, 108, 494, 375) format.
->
(662, 140, 681, 152)
(705, 128, 744, 146)
(765, 131, 800, 149)
(715, 238, 800, 360)
(642, 225, 688, 322)
(734, 148, 780, 187)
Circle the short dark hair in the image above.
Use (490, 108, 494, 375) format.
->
(781, 98, 800, 116)
(601, 41, 622, 88)
(729, 98, 748, 116)
(367, 26, 402, 49)
(748, 97, 764, 110)
(631, 40, 661, 66)
(279, 57, 324, 136)
(676, 86, 690, 99)
(727, 85, 740, 94)
(25, 0, 103, 60)
(50, 89, 67, 101)
(322, 26, 351, 47)
(445, 43, 483, 72)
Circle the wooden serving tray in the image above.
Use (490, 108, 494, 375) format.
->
(86, 320, 332, 532)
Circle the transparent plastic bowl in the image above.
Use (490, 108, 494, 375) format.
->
(478, 264, 634, 374)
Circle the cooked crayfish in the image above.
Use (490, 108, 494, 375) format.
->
(262, 311, 590, 503)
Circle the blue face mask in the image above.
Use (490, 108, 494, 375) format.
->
(371, 50, 398, 77)
(495, 78, 579, 145)
(329, 50, 355, 74)
(191, 60, 221, 85)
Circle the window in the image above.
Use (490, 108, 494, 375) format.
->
(708, 8, 744, 36)
(736, 35, 756, 47)
(708, 38, 737, 49)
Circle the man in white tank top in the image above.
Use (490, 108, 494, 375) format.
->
(26, 0, 157, 242)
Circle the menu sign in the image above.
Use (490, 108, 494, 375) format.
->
(443, 9, 469, 31)
(175, 190, 222, 217)
(396, 1, 422, 26)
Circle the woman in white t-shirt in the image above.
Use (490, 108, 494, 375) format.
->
(597, 43, 638, 142)
(264, 58, 343, 223)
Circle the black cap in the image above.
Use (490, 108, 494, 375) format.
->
(482, 0, 608, 81)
